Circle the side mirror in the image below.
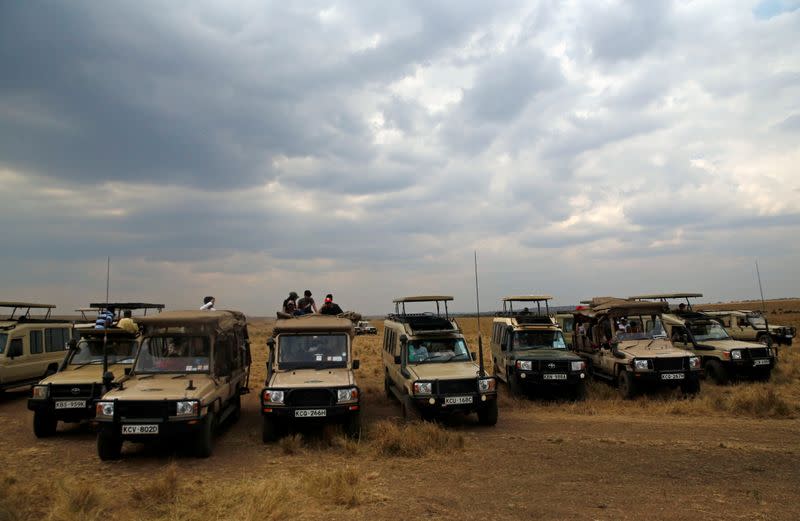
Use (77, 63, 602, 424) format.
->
(471, 352, 477, 361)
(124, 367, 132, 376)
(102, 371, 115, 388)
(266, 338, 275, 349)
(352, 359, 360, 370)
(500, 342, 508, 352)
(68, 339, 78, 350)
(399, 334, 408, 345)
(394, 355, 401, 365)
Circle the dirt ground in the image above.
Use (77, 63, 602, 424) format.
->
(1, 300, 799, 520)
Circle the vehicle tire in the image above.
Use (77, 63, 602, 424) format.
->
(752, 370, 771, 382)
(262, 416, 280, 443)
(230, 394, 242, 424)
(194, 411, 215, 458)
(344, 411, 361, 439)
(705, 359, 729, 385)
(508, 370, 523, 395)
(570, 383, 587, 402)
(384, 375, 393, 400)
(757, 334, 773, 348)
(680, 378, 700, 396)
(401, 395, 420, 422)
(97, 430, 122, 461)
(617, 370, 637, 400)
(33, 410, 57, 438)
(477, 399, 498, 426)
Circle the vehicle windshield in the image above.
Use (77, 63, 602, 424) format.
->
(616, 316, 667, 341)
(278, 333, 349, 368)
(513, 330, 566, 350)
(0, 333, 7, 354)
(689, 321, 730, 341)
(70, 338, 137, 365)
(407, 337, 470, 363)
(135, 335, 211, 373)
(747, 315, 767, 328)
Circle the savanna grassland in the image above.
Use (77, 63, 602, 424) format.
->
(0, 300, 798, 520)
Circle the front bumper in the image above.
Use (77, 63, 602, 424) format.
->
(97, 418, 205, 440)
(724, 358, 775, 376)
(629, 370, 701, 385)
(28, 397, 99, 422)
(409, 392, 497, 414)
(514, 368, 586, 386)
(261, 403, 360, 419)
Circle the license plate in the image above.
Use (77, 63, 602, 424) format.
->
(55, 400, 86, 409)
(294, 409, 326, 418)
(543, 373, 567, 380)
(121, 424, 159, 435)
(753, 359, 770, 366)
(661, 373, 685, 380)
(444, 395, 473, 405)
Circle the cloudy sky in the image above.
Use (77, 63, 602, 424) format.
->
(1, 0, 798, 316)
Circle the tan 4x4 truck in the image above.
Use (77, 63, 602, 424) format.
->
(260, 314, 361, 442)
(382, 296, 497, 425)
(631, 294, 776, 384)
(700, 310, 794, 348)
(572, 297, 701, 398)
(0, 302, 71, 392)
(95, 310, 251, 460)
(28, 302, 163, 437)
(490, 296, 586, 399)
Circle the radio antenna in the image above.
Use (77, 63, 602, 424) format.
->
(473, 251, 486, 377)
(755, 260, 766, 313)
(102, 256, 111, 383)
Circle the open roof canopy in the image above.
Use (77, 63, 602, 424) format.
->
(137, 310, 246, 331)
(392, 295, 454, 303)
(89, 302, 165, 311)
(629, 293, 703, 300)
(273, 314, 355, 336)
(0, 301, 56, 320)
(501, 295, 553, 302)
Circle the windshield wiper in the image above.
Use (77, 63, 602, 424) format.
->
(72, 360, 103, 370)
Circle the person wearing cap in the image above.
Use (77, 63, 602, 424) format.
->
(319, 294, 343, 315)
(297, 290, 317, 315)
(283, 292, 299, 314)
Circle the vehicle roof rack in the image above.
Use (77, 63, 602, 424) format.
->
(385, 312, 459, 333)
(392, 296, 453, 318)
(0, 301, 56, 320)
(499, 295, 553, 316)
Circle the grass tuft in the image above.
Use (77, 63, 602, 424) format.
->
(370, 419, 464, 458)
(303, 467, 363, 507)
(46, 480, 107, 521)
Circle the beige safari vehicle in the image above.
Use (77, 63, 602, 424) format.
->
(0, 302, 72, 392)
(382, 296, 497, 425)
(572, 297, 701, 398)
(260, 314, 361, 442)
(27, 303, 163, 437)
(700, 310, 794, 348)
(95, 310, 251, 460)
(632, 294, 776, 384)
(490, 296, 586, 399)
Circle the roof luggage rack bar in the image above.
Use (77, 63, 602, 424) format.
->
(0, 301, 56, 321)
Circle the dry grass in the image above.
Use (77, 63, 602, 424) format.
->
(278, 433, 304, 455)
(370, 419, 465, 458)
(129, 463, 179, 517)
(46, 479, 108, 521)
(302, 466, 363, 507)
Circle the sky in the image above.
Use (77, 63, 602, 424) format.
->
(1, 0, 798, 316)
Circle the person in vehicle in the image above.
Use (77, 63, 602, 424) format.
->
(117, 309, 138, 334)
(95, 307, 115, 329)
(283, 292, 299, 313)
(407, 342, 429, 362)
(200, 296, 216, 311)
(297, 290, 317, 315)
(319, 294, 344, 315)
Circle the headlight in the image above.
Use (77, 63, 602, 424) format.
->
(176, 400, 199, 416)
(570, 361, 586, 372)
(731, 350, 742, 360)
(688, 356, 701, 369)
(413, 381, 433, 395)
(633, 359, 650, 371)
(515, 360, 533, 371)
(337, 388, 359, 403)
(96, 401, 114, 418)
(478, 378, 496, 393)
(32, 385, 49, 399)
(263, 389, 284, 404)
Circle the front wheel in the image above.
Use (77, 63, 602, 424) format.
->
(33, 410, 57, 438)
(401, 395, 420, 422)
(705, 360, 729, 385)
(681, 378, 700, 396)
(570, 383, 587, 402)
(617, 370, 637, 400)
(508, 371, 523, 395)
(477, 399, 498, 426)
(345, 412, 361, 439)
(97, 430, 122, 461)
(262, 416, 280, 443)
(194, 411, 216, 458)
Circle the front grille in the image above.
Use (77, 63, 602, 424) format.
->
(116, 401, 174, 419)
(653, 357, 686, 372)
(537, 360, 569, 372)
(747, 348, 769, 358)
(437, 379, 476, 395)
(51, 384, 100, 399)
(287, 389, 334, 407)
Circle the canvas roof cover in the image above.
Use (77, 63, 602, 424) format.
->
(137, 310, 246, 331)
(393, 296, 454, 303)
(273, 314, 355, 336)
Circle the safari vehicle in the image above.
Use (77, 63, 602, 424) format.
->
(94, 310, 251, 460)
(700, 310, 794, 348)
(554, 312, 576, 349)
(260, 314, 361, 442)
(382, 296, 497, 425)
(27, 302, 163, 438)
(0, 302, 72, 392)
(490, 296, 586, 399)
(571, 297, 701, 399)
(631, 294, 776, 384)
(354, 320, 378, 335)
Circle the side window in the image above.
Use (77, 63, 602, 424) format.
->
(390, 331, 399, 357)
(492, 323, 500, 344)
(383, 329, 391, 353)
(215, 335, 234, 376)
(30, 331, 43, 354)
(8, 338, 23, 357)
(500, 328, 508, 347)
(45, 328, 69, 352)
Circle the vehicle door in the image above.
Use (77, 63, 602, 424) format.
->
(496, 326, 512, 379)
(489, 322, 504, 378)
(214, 333, 235, 403)
(3, 336, 31, 384)
(43, 327, 70, 375)
(383, 328, 403, 387)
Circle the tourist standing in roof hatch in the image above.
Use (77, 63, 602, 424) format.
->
(297, 290, 317, 315)
(319, 294, 343, 315)
(283, 292, 299, 314)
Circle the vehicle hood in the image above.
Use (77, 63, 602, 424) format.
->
(619, 339, 693, 357)
(269, 368, 355, 388)
(40, 363, 131, 385)
(103, 374, 216, 401)
(408, 362, 481, 380)
(698, 339, 768, 350)
(511, 349, 581, 361)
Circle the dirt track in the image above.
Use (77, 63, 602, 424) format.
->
(2, 382, 798, 520)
